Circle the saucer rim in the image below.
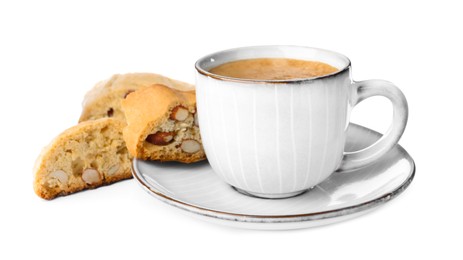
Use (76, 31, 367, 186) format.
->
(132, 124, 415, 223)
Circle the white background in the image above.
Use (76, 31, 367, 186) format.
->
(1, 0, 462, 259)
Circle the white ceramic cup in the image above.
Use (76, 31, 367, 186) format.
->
(195, 46, 408, 199)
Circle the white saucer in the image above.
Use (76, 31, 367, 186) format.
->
(132, 124, 415, 230)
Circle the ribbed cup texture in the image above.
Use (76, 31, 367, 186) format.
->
(196, 71, 351, 195)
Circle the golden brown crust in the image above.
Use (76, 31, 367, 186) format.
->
(33, 118, 132, 200)
(79, 73, 194, 122)
(35, 174, 131, 200)
(122, 84, 205, 163)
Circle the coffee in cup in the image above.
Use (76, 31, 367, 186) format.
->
(209, 58, 338, 80)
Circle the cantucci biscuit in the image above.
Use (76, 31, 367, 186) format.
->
(122, 84, 205, 163)
(33, 118, 131, 199)
(79, 73, 194, 122)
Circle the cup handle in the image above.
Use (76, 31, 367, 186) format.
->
(338, 80, 408, 171)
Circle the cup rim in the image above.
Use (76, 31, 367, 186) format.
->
(195, 45, 351, 84)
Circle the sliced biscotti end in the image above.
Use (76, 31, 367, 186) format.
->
(33, 118, 132, 200)
(122, 84, 205, 163)
(79, 73, 194, 123)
